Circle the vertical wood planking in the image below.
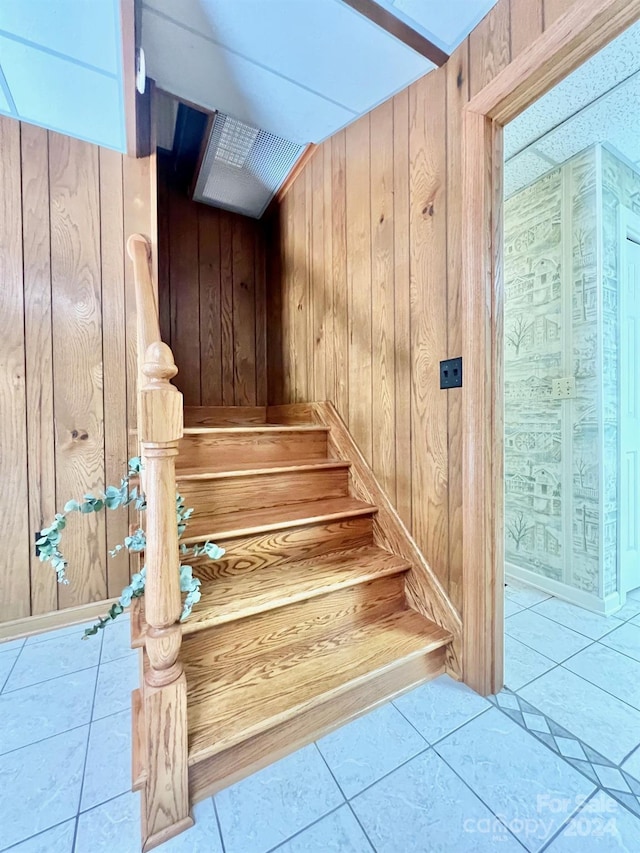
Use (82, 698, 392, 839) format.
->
(157, 161, 171, 347)
(280, 190, 294, 402)
(168, 191, 200, 406)
(0, 117, 30, 621)
(198, 205, 222, 406)
(409, 69, 449, 591)
(393, 89, 412, 530)
(469, 0, 512, 97)
(232, 217, 257, 405)
(291, 172, 309, 402)
(446, 42, 470, 614)
(0, 118, 154, 625)
(311, 148, 326, 402)
(99, 147, 130, 597)
(255, 226, 267, 406)
(21, 123, 57, 615)
(49, 133, 107, 607)
(370, 99, 396, 504)
(510, 0, 543, 57)
(322, 141, 335, 408)
(345, 116, 372, 462)
(331, 131, 349, 420)
(219, 213, 235, 405)
(304, 166, 314, 400)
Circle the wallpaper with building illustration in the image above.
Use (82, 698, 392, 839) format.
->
(505, 149, 604, 599)
(601, 147, 640, 595)
(506, 145, 640, 604)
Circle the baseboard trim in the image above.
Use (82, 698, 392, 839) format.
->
(0, 598, 117, 643)
(506, 563, 622, 615)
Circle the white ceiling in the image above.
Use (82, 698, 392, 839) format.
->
(142, 0, 498, 145)
(504, 19, 640, 198)
(0, 0, 126, 151)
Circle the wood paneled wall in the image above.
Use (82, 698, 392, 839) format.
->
(267, 0, 581, 612)
(0, 115, 154, 624)
(158, 160, 267, 407)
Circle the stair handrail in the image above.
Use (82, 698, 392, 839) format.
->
(126, 234, 192, 848)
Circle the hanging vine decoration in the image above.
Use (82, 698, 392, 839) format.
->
(35, 457, 224, 638)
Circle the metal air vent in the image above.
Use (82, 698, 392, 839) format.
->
(192, 113, 305, 218)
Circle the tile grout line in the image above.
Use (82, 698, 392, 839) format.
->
(430, 745, 530, 850)
(211, 796, 228, 853)
(72, 628, 106, 850)
(0, 815, 78, 853)
(537, 788, 608, 852)
(492, 692, 640, 823)
(311, 741, 380, 852)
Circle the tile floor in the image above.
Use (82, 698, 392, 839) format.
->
(2, 584, 640, 852)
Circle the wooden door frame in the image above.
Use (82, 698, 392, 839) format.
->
(461, 0, 640, 695)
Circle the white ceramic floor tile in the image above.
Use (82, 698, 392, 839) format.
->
(504, 636, 556, 691)
(0, 667, 96, 754)
(215, 743, 343, 853)
(622, 746, 640, 780)
(436, 708, 595, 852)
(4, 630, 101, 691)
(100, 616, 136, 664)
(156, 799, 224, 852)
(7, 820, 76, 853)
(0, 637, 25, 654)
(272, 806, 374, 852)
(505, 610, 592, 663)
(505, 582, 552, 608)
(0, 653, 17, 691)
(316, 703, 427, 797)
(564, 643, 640, 711)
(92, 654, 139, 720)
(531, 598, 618, 640)
(600, 622, 640, 662)
(75, 791, 140, 853)
(505, 597, 525, 618)
(612, 598, 640, 621)
(81, 709, 131, 811)
(628, 588, 640, 601)
(24, 621, 101, 646)
(0, 725, 88, 850)
(393, 674, 490, 744)
(545, 791, 640, 851)
(520, 668, 640, 765)
(351, 748, 525, 852)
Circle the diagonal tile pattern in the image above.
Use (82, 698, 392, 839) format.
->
(3, 587, 640, 852)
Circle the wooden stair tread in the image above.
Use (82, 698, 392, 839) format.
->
(175, 459, 350, 480)
(184, 608, 452, 763)
(136, 546, 410, 638)
(181, 496, 377, 544)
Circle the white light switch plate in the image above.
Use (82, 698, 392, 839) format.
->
(551, 376, 576, 399)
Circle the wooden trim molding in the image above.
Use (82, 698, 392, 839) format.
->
(341, 0, 449, 66)
(461, 0, 640, 694)
(467, 0, 640, 122)
(275, 144, 317, 203)
(0, 598, 118, 643)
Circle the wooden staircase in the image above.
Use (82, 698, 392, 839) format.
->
(132, 406, 456, 807)
(126, 236, 461, 851)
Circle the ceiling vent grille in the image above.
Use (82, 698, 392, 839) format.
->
(193, 113, 304, 218)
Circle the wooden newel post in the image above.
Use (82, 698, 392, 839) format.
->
(139, 341, 193, 851)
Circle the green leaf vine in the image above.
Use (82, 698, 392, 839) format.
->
(36, 457, 224, 638)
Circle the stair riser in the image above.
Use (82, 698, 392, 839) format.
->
(179, 467, 350, 518)
(183, 406, 266, 427)
(181, 576, 407, 678)
(187, 516, 375, 581)
(188, 648, 446, 797)
(178, 430, 328, 468)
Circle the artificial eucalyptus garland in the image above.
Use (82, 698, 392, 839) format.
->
(35, 457, 224, 638)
